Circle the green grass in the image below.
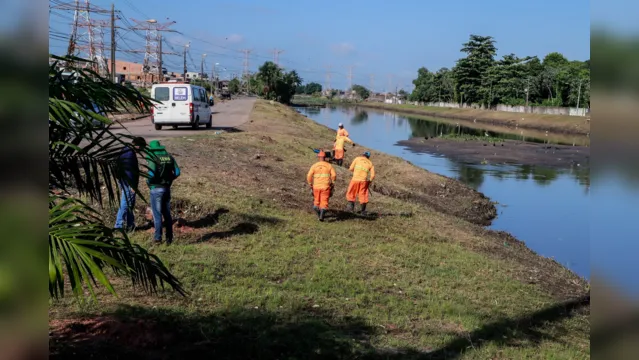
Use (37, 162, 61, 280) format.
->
(49, 100, 589, 359)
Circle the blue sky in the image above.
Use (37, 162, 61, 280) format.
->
(49, 0, 590, 91)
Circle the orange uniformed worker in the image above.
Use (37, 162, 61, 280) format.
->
(346, 151, 375, 215)
(333, 134, 355, 166)
(306, 150, 337, 221)
(337, 122, 349, 137)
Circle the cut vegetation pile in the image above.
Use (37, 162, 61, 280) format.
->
(50, 100, 589, 359)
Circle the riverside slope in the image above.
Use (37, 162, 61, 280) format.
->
(50, 99, 590, 360)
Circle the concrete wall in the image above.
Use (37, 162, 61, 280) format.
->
(413, 101, 590, 117)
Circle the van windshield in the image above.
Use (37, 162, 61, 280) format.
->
(173, 87, 189, 101)
(154, 87, 170, 101)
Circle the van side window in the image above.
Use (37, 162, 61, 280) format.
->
(154, 87, 170, 101)
(198, 88, 206, 102)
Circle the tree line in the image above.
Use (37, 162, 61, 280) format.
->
(410, 34, 590, 108)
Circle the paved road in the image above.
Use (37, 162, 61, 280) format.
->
(112, 97, 256, 140)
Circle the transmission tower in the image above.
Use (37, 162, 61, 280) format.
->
(129, 18, 177, 84)
(325, 65, 332, 94)
(51, 0, 112, 71)
(241, 49, 252, 93)
(272, 48, 284, 66)
(66, 0, 95, 69)
(347, 65, 354, 95)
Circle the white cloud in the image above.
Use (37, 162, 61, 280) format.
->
(331, 42, 355, 55)
(225, 34, 244, 44)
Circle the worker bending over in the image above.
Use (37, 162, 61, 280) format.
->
(337, 122, 349, 137)
(333, 134, 355, 166)
(346, 151, 375, 215)
(306, 150, 337, 222)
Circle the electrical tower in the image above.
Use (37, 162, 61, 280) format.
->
(347, 65, 354, 96)
(325, 65, 332, 94)
(129, 18, 177, 84)
(272, 48, 284, 66)
(241, 49, 252, 94)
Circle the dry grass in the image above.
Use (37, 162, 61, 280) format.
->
(49, 100, 590, 359)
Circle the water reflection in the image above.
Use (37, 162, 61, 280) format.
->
(351, 109, 369, 125)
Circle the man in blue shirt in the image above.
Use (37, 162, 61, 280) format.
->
(115, 137, 146, 231)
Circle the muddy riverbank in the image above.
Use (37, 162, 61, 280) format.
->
(398, 137, 590, 168)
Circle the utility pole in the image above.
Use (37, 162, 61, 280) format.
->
(272, 48, 284, 66)
(347, 65, 354, 96)
(395, 86, 398, 104)
(183, 42, 189, 80)
(110, 3, 116, 82)
(325, 65, 332, 94)
(241, 49, 252, 94)
(201, 53, 207, 82)
(129, 18, 177, 84)
(158, 35, 163, 81)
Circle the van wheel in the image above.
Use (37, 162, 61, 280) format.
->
(154, 124, 162, 130)
(172, 125, 178, 129)
(192, 117, 199, 130)
(206, 115, 212, 128)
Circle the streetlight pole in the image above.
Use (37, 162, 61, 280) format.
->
(201, 53, 207, 83)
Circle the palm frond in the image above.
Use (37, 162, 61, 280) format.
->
(49, 195, 186, 299)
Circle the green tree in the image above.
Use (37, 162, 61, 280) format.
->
(351, 84, 370, 100)
(410, 67, 437, 102)
(228, 78, 241, 94)
(304, 82, 322, 95)
(48, 56, 184, 299)
(257, 61, 303, 104)
(257, 61, 284, 100)
(452, 34, 497, 105)
(433, 67, 455, 102)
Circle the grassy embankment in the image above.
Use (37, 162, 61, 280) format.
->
(292, 96, 590, 137)
(49, 100, 589, 359)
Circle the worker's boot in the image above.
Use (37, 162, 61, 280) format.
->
(360, 203, 368, 216)
(346, 201, 355, 212)
(313, 206, 320, 217)
(338, 159, 343, 167)
(319, 209, 326, 222)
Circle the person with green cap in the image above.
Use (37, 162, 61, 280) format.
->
(145, 140, 181, 244)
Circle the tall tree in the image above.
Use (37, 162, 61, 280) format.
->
(452, 35, 497, 105)
(410, 67, 437, 102)
(351, 84, 370, 100)
(304, 82, 322, 95)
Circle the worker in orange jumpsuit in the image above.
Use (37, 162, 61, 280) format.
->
(306, 150, 337, 221)
(337, 122, 349, 137)
(333, 134, 355, 167)
(346, 151, 375, 215)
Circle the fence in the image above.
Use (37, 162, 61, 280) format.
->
(414, 101, 590, 117)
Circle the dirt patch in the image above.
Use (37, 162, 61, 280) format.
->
(399, 138, 590, 169)
(472, 228, 589, 300)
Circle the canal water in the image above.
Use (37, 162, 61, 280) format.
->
(295, 105, 591, 280)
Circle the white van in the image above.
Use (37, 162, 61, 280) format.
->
(150, 82, 212, 130)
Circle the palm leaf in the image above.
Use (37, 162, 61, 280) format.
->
(49, 195, 186, 299)
(49, 55, 183, 300)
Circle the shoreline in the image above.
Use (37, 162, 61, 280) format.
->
(398, 137, 590, 169)
(292, 97, 591, 137)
